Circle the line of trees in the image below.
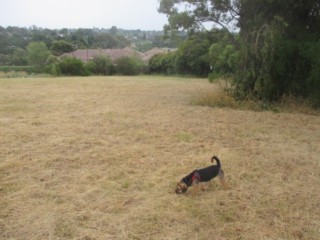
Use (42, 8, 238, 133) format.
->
(158, 0, 320, 107)
(148, 29, 237, 78)
(0, 26, 179, 66)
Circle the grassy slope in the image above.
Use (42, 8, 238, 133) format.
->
(0, 76, 319, 240)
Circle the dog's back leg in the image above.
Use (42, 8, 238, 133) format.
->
(218, 169, 229, 189)
(200, 182, 209, 191)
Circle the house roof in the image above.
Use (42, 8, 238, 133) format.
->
(61, 47, 175, 63)
(62, 47, 145, 63)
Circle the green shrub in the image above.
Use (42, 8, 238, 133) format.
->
(305, 41, 320, 108)
(87, 55, 114, 75)
(148, 52, 176, 75)
(45, 64, 61, 76)
(115, 56, 144, 75)
(57, 57, 88, 76)
(51, 40, 75, 56)
(174, 34, 211, 77)
(85, 61, 97, 75)
(26, 42, 51, 69)
(208, 39, 239, 80)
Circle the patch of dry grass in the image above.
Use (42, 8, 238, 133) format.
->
(193, 81, 320, 116)
(192, 89, 239, 109)
(0, 71, 29, 78)
(1, 76, 320, 239)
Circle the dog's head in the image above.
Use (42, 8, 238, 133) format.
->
(175, 181, 188, 194)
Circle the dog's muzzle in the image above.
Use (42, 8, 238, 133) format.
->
(175, 184, 187, 194)
(175, 188, 186, 194)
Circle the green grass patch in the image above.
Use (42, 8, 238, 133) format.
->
(0, 66, 38, 73)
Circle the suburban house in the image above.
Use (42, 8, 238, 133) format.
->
(61, 47, 173, 63)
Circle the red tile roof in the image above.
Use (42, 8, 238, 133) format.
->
(61, 47, 176, 63)
(61, 47, 145, 63)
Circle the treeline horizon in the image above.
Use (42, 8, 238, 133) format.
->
(0, 25, 182, 57)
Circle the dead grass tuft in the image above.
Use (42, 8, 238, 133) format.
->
(193, 82, 320, 116)
(193, 89, 238, 109)
(1, 76, 320, 239)
(277, 94, 319, 115)
(0, 71, 29, 78)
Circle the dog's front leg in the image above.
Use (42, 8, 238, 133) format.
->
(200, 182, 209, 191)
(191, 179, 200, 196)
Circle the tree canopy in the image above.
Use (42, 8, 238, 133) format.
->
(159, 0, 320, 106)
(159, 0, 240, 31)
(26, 41, 51, 68)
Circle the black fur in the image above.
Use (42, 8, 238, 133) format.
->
(181, 156, 222, 186)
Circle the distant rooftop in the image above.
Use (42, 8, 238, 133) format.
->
(61, 47, 175, 63)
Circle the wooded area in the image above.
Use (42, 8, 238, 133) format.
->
(158, 0, 320, 107)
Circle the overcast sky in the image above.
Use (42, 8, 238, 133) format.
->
(0, 0, 168, 30)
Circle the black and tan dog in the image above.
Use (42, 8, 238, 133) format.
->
(175, 155, 227, 194)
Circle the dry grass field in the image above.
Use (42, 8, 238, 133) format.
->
(0, 76, 319, 240)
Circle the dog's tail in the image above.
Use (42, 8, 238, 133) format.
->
(211, 156, 221, 168)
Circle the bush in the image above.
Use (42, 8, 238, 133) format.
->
(148, 52, 176, 75)
(51, 40, 75, 56)
(115, 56, 144, 75)
(86, 55, 114, 75)
(305, 41, 320, 108)
(45, 64, 61, 76)
(57, 57, 88, 76)
(208, 39, 239, 80)
(85, 61, 97, 75)
(0, 54, 10, 65)
(174, 35, 211, 77)
(26, 42, 51, 69)
(11, 48, 28, 66)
